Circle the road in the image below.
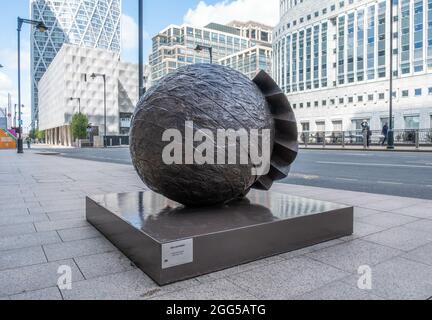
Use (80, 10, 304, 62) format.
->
(34, 147, 432, 200)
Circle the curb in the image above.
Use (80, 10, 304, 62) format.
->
(300, 147, 432, 153)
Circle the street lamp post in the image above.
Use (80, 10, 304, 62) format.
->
(195, 45, 213, 64)
(17, 17, 47, 154)
(89, 73, 107, 148)
(138, 0, 144, 97)
(14, 104, 24, 128)
(387, 0, 395, 150)
(70, 97, 81, 114)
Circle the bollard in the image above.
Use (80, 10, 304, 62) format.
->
(120, 138, 122, 146)
(342, 132, 345, 148)
(110, 138, 113, 147)
(304, 133, 308, 148)
(415, 130, 420, 150)
(323, 134, 326, 148)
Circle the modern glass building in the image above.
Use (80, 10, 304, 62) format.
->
(30, 0, 121, 128)
(149, 21, 273, 84)
(274, 0, 432, 132)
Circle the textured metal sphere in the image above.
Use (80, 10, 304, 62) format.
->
(130, 64, 298, 207)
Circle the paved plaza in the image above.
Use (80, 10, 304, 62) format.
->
(1, 149, 432, 300)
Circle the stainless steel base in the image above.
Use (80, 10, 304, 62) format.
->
(86, 190, 353, 286)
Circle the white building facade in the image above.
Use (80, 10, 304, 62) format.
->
(30, 0, 122, 128)
(38, 45, 138, 146)
(149, 22, 273, 84)
(274, 0, 432, 133)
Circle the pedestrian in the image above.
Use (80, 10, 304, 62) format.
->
(381, 122, 389, 146)
(26, 137, 31, 149)
(367, 125, 372, 148)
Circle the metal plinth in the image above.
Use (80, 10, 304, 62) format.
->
(86, 190, 353, 286)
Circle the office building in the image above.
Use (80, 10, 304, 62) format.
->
(149, 21, 273, 84)
(30, 0, 121, 128)
(38, 44, 140, 146)
(274, 0, 432, 132)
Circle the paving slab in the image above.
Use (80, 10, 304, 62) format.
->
(0, 246, 47, 271)
(364, 226, 432, 251)
(0, 223, 36, 238)
(9, 287, 62, 300)
(57, 226, 101, 242)
(306, 239, 403, 273)
(342, 257, 432, 300)
(0, 259, 83, 297)
(356, 212, 419, 228)
(74, 252, 136, 280)
(34, 218, 89, 232)
(152, 279, 257, 300)
(293, 280, 384, 300)
(227, 257, 349, 299)
(43, 237, 116, 261)
(0, 231, 61, 252)
(403, 243, 432, 267)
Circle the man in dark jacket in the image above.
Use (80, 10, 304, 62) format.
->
(381, 123, 389, 146)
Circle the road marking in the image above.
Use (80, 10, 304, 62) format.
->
(291, 173, 320, 180)
(336, 178, 359, 182)
(377, 181, 403, 185)
(316, 161, 432, 169)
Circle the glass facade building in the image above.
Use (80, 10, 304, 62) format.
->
(274, 0, 432, 131)
(149, 22, 273, 84)
(30, 0, 121, 128)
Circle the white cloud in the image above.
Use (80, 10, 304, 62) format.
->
(184, 0, 279, 27)
(121, 14, 139, 50)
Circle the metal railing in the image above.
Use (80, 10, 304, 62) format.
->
(299, 129, 432, 149)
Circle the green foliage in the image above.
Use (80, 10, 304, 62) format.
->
(36, 130, 45, 141)
(71, 113, 89, 140)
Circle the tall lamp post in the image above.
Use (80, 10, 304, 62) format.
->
(17, 17, 47, 154)
(70, 97, 81, 114)
(387, 0, 395, 150)
(195, 45, 213, 64)
(89, 73, 107, 148)
(138, 0, 144, 97)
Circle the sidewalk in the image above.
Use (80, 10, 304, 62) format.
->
(1, 149, 432, 300)
(301, 144, 432, 152)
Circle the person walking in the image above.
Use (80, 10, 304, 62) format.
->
(381, 122, 389, 146)
(26, 137, 31, 149)
(366, 124, 372, 148)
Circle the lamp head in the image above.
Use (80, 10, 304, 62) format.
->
(194, 45, 203, 52)
(90, 73, 96, 80)
(36, 22, 47, 33)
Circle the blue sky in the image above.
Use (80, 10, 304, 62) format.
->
(0, 0, 278, 130)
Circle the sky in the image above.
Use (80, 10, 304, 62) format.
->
(0, 0, 279, 132)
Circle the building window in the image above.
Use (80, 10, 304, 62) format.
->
(307, 102, 311, 108)
(378, 93, 385, 100)
(415, 88, 422, 96)
(322, 100, 327, 106)
(368, 94, 374, 101)
(401, 90, 409, 97)
(301, 122, 310, 132)
(332, 120, 343, 132)
(316, 121, 326, 132)
(300, 103, 304, 108)
(358, 95, 364, 102)
(293, 103, 297, 109)
(428, 87, 432, 95)
(348, 97, 353, 103)
(330, 99, 335, 105)
(404, 115, 420, 129)
(314, 101, 319, 107)
(339, 97, 344, 104)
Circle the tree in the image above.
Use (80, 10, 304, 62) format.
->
(71, 113, 89, 140)
(36, 130, 45, 141)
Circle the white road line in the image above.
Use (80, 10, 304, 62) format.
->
(336, 178, 359, 182)
(316, 161, 432, 169)
(377, 181, 403, 185)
